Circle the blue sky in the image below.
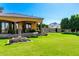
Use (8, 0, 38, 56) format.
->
(0, 3, 79, 24)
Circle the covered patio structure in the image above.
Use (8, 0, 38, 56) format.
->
(0, 13, 43, 38)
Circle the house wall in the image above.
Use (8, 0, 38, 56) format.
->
(42, 28, 61, 33)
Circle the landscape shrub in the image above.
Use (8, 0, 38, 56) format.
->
(29, 29, 36, 32)
(76, 32, 79, 36)
(62, 32, 77, 35)
(31, 35, 38, 38)
(8, 30, 15, 34)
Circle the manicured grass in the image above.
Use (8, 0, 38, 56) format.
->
(0, 33, 79, 56)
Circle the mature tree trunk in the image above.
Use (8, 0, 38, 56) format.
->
(75, 29, 77, 33)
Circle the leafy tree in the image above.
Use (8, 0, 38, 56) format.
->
(74, 14, 79, 32)
(38, 24, 48, 28)
(69, 14, 79, 32)
(69, 15, 76, 32)
(61, 18, 70, 30)
(61, 14, 79, 32)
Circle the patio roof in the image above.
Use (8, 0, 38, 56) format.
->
(0, 13, 43, 22)
(0, 13, 43, 19)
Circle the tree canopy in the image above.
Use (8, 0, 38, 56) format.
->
(61, 18, 69, 29)
(38, 24, 48, 28)
(60, 14, 79, 32)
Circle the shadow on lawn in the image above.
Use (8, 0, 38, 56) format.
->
(0, 37, 10, 40)
(62, 32, 79, 36)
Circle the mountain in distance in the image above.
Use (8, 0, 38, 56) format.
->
(48, 22, 60, 28)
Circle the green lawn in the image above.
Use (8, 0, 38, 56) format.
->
(0, 33, 79, 56)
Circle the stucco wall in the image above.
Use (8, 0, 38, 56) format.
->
(42, 28, 61, 33)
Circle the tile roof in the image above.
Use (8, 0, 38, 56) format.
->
(0, 13, 43, 19)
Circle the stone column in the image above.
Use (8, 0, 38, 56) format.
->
(4, 22, 6, 33)
(18, 22, 22, 36)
